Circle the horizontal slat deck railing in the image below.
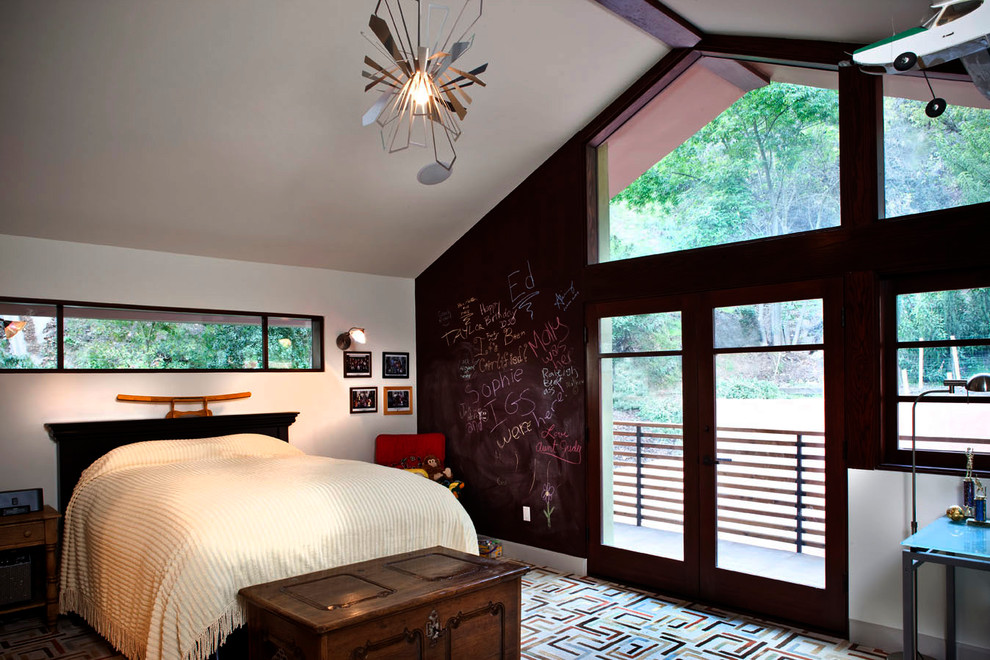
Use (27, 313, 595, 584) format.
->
(612, 421, 826, 555)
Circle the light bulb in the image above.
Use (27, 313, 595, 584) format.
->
(409, 71, 432, 107)
(351, 328, 367, 344)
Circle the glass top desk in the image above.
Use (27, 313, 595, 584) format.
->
(901, 516, 990, 660)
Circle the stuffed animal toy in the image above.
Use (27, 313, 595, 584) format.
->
(422, 454, 464, 498)
(422, 454, 452, 482)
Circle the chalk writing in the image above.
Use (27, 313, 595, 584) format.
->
(465, 368, 524, 402)
(440, 298, 484, 346)
(474, 344, 529, 374)
(508, 261, 539, 320)
(536, 431, 584, 465)
(527, 317, 573, 372)
(542, 365, 580, 396)
(458, 401, 489, 429)
(554, 282, 579, 311)
(497, 420, 533, 449)
(429, 259, 589, 536)
(503, 388, 537, 420)
(441, 297, 532, 352)
(480, 302, 518, 329)
(504, 327, 526, 345)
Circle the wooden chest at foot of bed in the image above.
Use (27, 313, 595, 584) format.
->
(239, 546, 530, 660)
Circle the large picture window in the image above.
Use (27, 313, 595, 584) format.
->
(883, 274, 990, 471)
(1, 298, 323, 372)
(597, 62, 840, 263)
(883, 76, 990, 218)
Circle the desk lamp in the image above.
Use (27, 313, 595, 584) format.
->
(907, 373, 990, 534)
(892, 373, 990, 660)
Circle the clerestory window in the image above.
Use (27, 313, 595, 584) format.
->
(1, 298, 323, 372)
(595, 62, 840, 263)
(883, 74, 990, 218)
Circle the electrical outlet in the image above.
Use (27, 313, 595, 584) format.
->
(522, 506, 531, 522)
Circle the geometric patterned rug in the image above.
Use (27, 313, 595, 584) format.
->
(0, 612, 125, 660)
(0, 566, 889, 659)
(520, 567, 888, 660)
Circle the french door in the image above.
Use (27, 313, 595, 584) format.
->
(586, 280, 847, 633)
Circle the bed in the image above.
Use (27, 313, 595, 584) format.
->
(45, 413, 479, 660)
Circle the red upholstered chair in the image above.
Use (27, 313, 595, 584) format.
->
(374, 433, 463, 498)
(374, 433, 446, 468)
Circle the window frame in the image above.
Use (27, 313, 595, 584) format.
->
(880, 269, 990, 474)
(591, 58, 842, 266)
(0, 296, 325, 373)
(576, 29, 989, 634)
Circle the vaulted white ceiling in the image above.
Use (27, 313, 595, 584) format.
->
(0, 0, 936, 277)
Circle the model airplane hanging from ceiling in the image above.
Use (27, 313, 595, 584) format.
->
(852, 0, 990, 116)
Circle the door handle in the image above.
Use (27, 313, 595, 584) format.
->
(702, 455, 731, 466)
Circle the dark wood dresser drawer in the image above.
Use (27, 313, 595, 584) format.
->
(239, 546, 529, 660)
(0, 521, 46, 548)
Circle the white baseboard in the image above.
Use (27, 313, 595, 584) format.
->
(851, 619, 989, 660)
(499, 540, 588, 575)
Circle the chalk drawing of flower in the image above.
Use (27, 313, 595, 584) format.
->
(541, 483, 556, 529)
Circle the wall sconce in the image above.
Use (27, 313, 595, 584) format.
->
(336, 327, 367, 350)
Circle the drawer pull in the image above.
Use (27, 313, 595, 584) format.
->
(23, 529, 33, 538)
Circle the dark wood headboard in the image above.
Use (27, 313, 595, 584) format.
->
(45, 412, 299, 513)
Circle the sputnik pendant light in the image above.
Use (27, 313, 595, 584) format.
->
(362, 0, 488, 184)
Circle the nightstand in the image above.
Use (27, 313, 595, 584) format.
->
(0, 505, 59, 628)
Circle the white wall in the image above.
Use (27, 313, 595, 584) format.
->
(0, 234, 419, 508)
(849, 469, 990, 659)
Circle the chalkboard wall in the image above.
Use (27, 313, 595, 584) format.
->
(416, 141, 588, 555)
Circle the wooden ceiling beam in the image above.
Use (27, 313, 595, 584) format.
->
(697, 34, 859, 68)
(593, 0, 701, 48)
(698, 34, 969, 77)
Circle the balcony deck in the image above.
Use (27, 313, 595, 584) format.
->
(607, 419, 827, 589)
(609, 522, 826, 588)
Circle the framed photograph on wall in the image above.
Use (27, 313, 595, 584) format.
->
(384, 386, 413, 415)
(349, 387, 377, 413)
(382, 351, 409, 378)
(343, 351, 372, 377)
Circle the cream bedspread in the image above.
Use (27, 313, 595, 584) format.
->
(59, 434, 478, 660)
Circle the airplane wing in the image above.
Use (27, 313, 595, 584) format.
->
(961, 47, 990, 100)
